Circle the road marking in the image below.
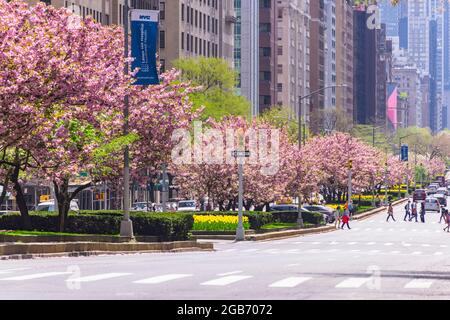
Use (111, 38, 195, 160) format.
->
(134, 274, 192, 284)
(242, 249, 259, 253)
(0, 268, 29, 274)
(434, 252, 444, 256)
(350, 249, 360, 253)
(262, 249, 279, 253)
(330, 241, 339, 245)
(388, 228, 395, 232)
(404, 279, 433, 289)
(286, 264, 300, 267)
(285, 249, 300, 253)
(369, 250, 380, 254)
(352, 228, 360, 231)
(348, 242, 357, 245)
(400, 229, 406, 232)
(294, 242, 304, 244)
(411, 251, 422, 255)
(336, 277, 371, 288)
(384, 243, 394, 246)
(223, 249, 237, 252)
(0, 272, 72, 281)
(376, 228, 382, 232)
(421, 244, 431, 247)
(201, 275, 253, 286)
(366, 242, 376, 246)
(305, 249, 320, 253)
(390, 251, 400, 254)
(217, 271, 243, 276)
(67, 273, 131, 283)
(440, 245, 448, 248)
(269, 277, 312, 288)
(311, 242, 321, 245)
(364, 228, 372, 231)
(403, 243, 412, 247)
(412, 229, 417, 232)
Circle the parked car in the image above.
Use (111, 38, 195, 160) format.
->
(431, 194, 447, 207)
(36, 200, 79, 212)
(413, 189, 427, 202)
(269, 204, 302, 212)
(436, 187, 449, 197)
(177, 200, 199, 212)
(425, 198, 441, 212)
(131, 202, 151, 211)
(302, 205, 336, 224)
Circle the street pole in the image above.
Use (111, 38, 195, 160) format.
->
(384, 165, 388, 206)
(236, 158, 245, 241)
(348, 161, 353, 219)
(414, 144, 417, 190)
(162, 164, 168, 213)
(297, 96, 304, 228)
(120, 0, 133, 238)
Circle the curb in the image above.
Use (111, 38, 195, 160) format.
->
(0, 240, 214, 260)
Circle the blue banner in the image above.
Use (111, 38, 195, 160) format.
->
(131, 10, 159, 85)
(401, 145, 409, 162)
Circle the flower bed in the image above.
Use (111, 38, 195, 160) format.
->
(192, 215, 250, 231)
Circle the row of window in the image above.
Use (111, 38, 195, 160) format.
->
(181, 4, 219, 35)
(181, 32, 219, 57)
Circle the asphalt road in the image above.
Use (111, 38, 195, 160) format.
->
(1, 200, 450, 300)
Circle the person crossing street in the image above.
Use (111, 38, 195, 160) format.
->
(404, 200, 411, 221)
(386, 203, 396, 222)
(409, 201, 418, 222)
(341, 208, 351, 230)
(420, 202, 426, 223)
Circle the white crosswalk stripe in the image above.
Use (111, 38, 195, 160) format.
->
(134, 274, 192, 284)
(404, 279, 433, 289)
(411, 251, 422, 255)
(67, 273, 131, 283)
(218, 271, 243, 276)
(335, 277, 372, 288)
(269, 277, 311, 288)
(242, 249, 259, 253)
(0, 268, 30, 274)
(0, 272, 72, 281)
(384, 243, 394, 246)
(201, 275, 253, 286)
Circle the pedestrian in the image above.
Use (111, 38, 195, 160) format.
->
(348, 200, 354, 220)
(386, 203, 396, 222)
(440, 206, 447, 223)
(409, 201, 418, 222)
(444, 209, 450, 233)
(334, 206, 342, 229)
(341, 209, 351, 230)
(404, 200, 411, 221)
(420, 202, 426, 223)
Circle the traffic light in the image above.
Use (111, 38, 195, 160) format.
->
(348, 160, 353, 169)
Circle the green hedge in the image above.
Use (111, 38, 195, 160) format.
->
(0, 211, 193, 241)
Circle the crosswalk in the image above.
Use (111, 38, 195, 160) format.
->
(0, 268, 447, 292)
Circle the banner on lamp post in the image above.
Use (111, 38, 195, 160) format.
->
(130, 9, 160, 85)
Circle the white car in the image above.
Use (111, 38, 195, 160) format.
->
(177, 200, 199, 212)
(36, 200, 79, 212)
(425, 198, 440, 212)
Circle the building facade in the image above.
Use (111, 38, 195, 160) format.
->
(234, 0, 259, 117)
(276, 0, 311, 121)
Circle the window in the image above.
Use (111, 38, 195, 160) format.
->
(160, 31, 165, 49)
(160, 2, 165, 20)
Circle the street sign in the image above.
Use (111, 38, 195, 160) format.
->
(79, 171, 89, 177)
(401, 145, 409, 162)
(232, 150, 251, 158)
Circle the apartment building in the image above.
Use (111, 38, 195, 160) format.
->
(335, 0, 354, 122)
(235, 0, 259, 117)
(276, 0, 310, 121)
(259, 0, 278, 113)
(158, 0, 235, 70)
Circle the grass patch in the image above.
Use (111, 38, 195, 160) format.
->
(261, 223, 298, 230)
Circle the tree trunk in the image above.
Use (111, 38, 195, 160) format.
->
(55, 178, 91, 232)
(10, 164, 31, 230)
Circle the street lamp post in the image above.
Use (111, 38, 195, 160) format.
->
(120, 0, 133, 238)
(296, 84, 347, 227)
